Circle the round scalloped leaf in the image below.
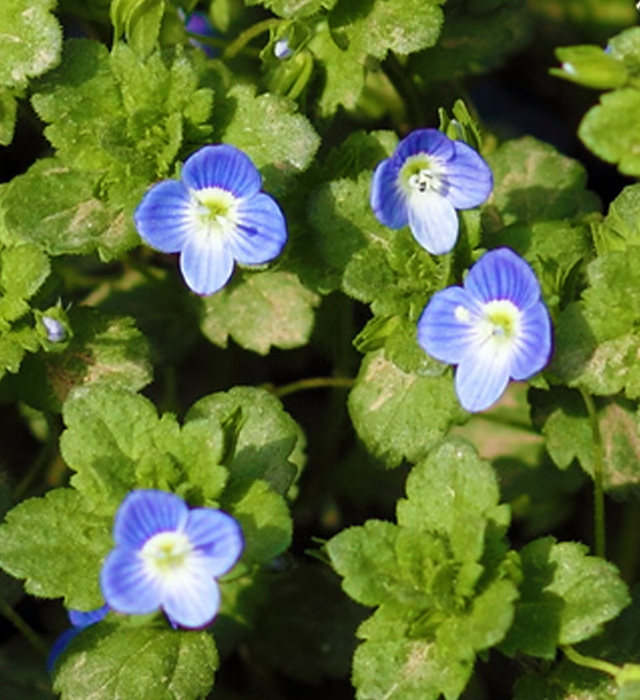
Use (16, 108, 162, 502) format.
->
(0, 0, 62, 90)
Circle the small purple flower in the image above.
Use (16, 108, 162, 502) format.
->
(274, 38, 293, 60)
(417, 248, 552, 412)
(48, 605, 109, 672)
(100, 490, 244, 629)
(370, 128, 493, 255)
(184, 11, 219, 57)
(134, 145, 288, 296)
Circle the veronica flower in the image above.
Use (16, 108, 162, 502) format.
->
(48, 604, 109, 671)
(184, 11, 219, 57)
(417, 247, 552, 412)
(100, 490, 244, 629)
(134, 145, 287, 296)
(370, 128, 493, 255)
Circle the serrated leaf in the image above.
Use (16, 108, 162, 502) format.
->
(224, 478, 292, 564)
(501, 538, 630, 658)
(0, 88, 17, 146)
(536, 389, 640, 496)
(0, 0, 62, 90)
(397, 439, 510, 559)
(186, 386, 305, 495)
(330, 0, 445, 60)
(217, 84, 320, 196)
(0, 488, 111, 610)
(15, 307, 153, 413)
(579, 88, 640, 177)
(200, 270, 320, 355)
(593, 183, 640, 254)
(348, 350, 466, 468)
(54, 622, 218, 700)
(485, 136, 600, 229)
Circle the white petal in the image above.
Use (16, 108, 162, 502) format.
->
(179, 228, 235, 296)
(407, 190, 459, 255)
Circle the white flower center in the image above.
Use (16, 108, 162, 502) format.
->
(189, 187, 238, 239)
(477, 299, 521, 345)
(401, 154, 447, 196)
(141, 531, 193, 576)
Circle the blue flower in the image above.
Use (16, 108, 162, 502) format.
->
(370, 128, 493, 255)
(100, 490, 244, 629)
(48, 604, 109, 672)
(417, 247, 552, 412)
(134, 145, 287, 296)
(184, 11, 219, 57)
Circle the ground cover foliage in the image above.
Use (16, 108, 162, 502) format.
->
(2, 1, 640, 699)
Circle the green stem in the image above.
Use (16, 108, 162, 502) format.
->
(0, 595, 48, 657)
(270, 377, 355, 399)
(563, 645, 620, 678)
(579, 387, 606, 558)
(223, 19, 280, 60)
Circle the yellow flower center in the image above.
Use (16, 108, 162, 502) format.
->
(141, 531, 193, 574)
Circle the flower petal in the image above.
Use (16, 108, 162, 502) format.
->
(179, 227, 235, 295)
(465, 248, 542, 308)
(444, 141, 493, 209)
(407, 189, 459, 255)
(161, 565, 221, 628)
(181, 145, 262, 198)
(230, 192, 288, 265)
(48, 627, 82, 672)
(370, 157, 408, 229)
(417, 286, 484, 365)
(134, 180, 193, 253)
(510, 301, 553, 380)
(113, 490, 188, 549)
(68, 605, 109, 629)
(395, 128, 455, 162)
(455, 342, 512, 412)
(100, 548, 162, 615)
(185, 509, 244, 577)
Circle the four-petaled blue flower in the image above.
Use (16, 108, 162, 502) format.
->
(417, 247, 552, 412)
(370, 128, 493, 255)
(48, 604, 109, 672)
(134, 144, 287, 296)
(100, 490, 244, 629)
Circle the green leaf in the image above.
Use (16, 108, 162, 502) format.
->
(592, 183, 640, 254)
(217, 84, 320, 196)
(246, 0, 338, 17)
(223, 478, 292, 564)
(552, 45, 628, 90)
(0, 488, 111, 610)
(13, 307, 153, 413)
(0, 88, 17, 146)
(0, 0, 62, 90)
(186, 386, 306, 495)
(0, 242, 50, 323)
(329, 0, 445, 60)
(307, 21, 366, 116)
(200, 270, 320, 354)
(536, 389, 640, 496)
(348, 350, 466, 468)
(579, 88, 640, 177)
(484, 136, 601, 229)
(54, 622, 218, 700)
(397, 438, 511, 556)
(500, 538, 630, 658)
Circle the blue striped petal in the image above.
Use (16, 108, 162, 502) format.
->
(370, 157, 408, 229)
(184, 509, 244, 577)
(455, 342, 512, 412)
(100, 547, 163, 615)
(395, 128, 454, 162)
(510, 301, 553, 380)
(465, 247, 542, 308)
(181, 144, 262, 198)
(230, 192, 288, 265)
(162, 565, 221, 629)
(407, 189, 459, 255)
(179, 226, 235, 295)
(113, 490, 188, 548)
(444, 141, 493, 209)
(134, 180, 193, 253)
